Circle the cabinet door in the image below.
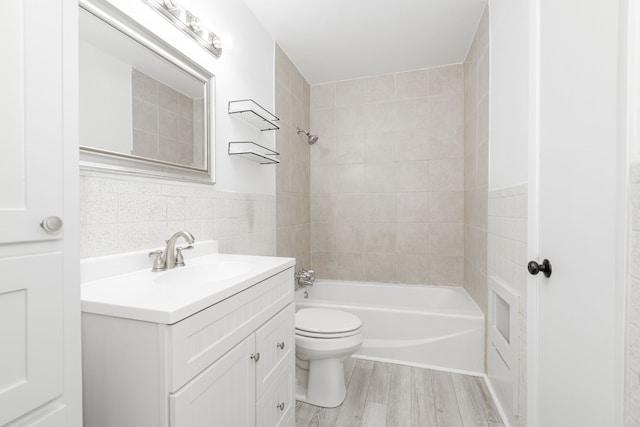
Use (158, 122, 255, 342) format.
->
(256, 354, 294, 427)
(255, 304, 295, 397)
(170, 336, 256, 427)
(0, 254, 64, 426)
(0, 0, 63, 245)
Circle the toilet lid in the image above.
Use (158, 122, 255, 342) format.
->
(295, 308, 362, 336)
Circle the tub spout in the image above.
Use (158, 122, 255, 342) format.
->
(295, 269, 315, 287)
(299, 278, 314, 287)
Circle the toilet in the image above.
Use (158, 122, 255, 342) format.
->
(295, 308, 364, 408)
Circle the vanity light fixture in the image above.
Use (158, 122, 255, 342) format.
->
(142, 0, 223, 58)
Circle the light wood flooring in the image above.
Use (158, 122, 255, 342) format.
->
(295, 358, 504, 427)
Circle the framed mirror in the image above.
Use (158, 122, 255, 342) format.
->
(79, 0, 215, 183)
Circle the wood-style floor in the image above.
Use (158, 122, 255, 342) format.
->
(295, 358, 504, 427)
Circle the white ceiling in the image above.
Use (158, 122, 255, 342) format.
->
(241, 0, 487, 84)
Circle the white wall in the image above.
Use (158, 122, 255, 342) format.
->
(100, 0, 276, 195)
(488, 0, 529, 190)
(184, 0, 277, 194)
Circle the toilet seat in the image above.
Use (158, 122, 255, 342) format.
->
(295, 308, 362, 338)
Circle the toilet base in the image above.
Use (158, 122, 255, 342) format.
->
(296, 358, 347, 408)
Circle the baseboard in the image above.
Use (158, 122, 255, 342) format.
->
(481, 373, 513, 427)
(350, 354, 485, 377)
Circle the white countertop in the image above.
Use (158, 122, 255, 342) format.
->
(81, 247, 295, 324)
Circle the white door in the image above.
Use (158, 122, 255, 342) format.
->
(528, 0, 621, 426)
(0, 0, 64, 244)
(0, 0, 79, 425)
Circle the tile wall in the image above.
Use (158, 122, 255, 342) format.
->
(131, 69, 204, 168)
(309, 64, 464, 284)
(463, 7, 490, 313)
(488, 184, 528, 427)
(627, 161, 640, 427)
(80, 175, 275, 259)
(274, 45, 311, 269)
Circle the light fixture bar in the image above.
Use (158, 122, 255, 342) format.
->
(142, 0, 222, 58)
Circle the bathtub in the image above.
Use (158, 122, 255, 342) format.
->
(295, 280, 485, 375)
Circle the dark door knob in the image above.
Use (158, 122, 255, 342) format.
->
(528, 259, 552, 278)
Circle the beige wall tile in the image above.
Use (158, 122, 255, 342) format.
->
(365, 162, 396, 193)
(396, 253, 430, 284)
(429, 223, 464, 256)
(397, 192, 429, 223)
(395, 161, 429, 192)
(336, 79, 365, 107)
(429, 65, 463, 97)
(336, 252, 366, 281)
(310, 222, 335, 251)
(364, 74, 395, 104)
(335, 221, 366, 253)
(396, 98, 429, 130)
(395, 69, 429, 100)
(335, 105, 367, 136)
(336, 164, 366, 193)
(310, 107, 336, 138)
(429, 255, 464, 285)
(365, 252, 397, 283)
(396, 223, 429, 254)
(365, 222, 397, 252)
(366, 193, 396, 222)
(335, 194, 367, 220)
(396, 128, 429, 161)
(274, 45, 291, 89)
(365, 132, 396, 163)
(311, 83, 335, 110)
(310, 64, 464, 286)
(429, 191, 464, 223)
(364, 102, 396, 134)
(429, 158, 464, 191)
(274, 45, 311, 270)
(335, 134, 365, 164)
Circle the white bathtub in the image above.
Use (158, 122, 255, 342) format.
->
(295, 280, 485, 375)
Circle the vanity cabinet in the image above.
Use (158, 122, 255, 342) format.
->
(82, 266, 294, 427)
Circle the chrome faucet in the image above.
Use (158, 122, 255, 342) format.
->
(149, 231, 195, 272)
(295, 269, 315, 287)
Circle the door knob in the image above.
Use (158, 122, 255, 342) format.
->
(528, 259, 552, 278)
(40, 216, 63, 233)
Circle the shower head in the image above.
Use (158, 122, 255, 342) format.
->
(296, 128, 319, 145)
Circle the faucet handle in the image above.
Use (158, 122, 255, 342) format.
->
(175, 245, 194, 267)
(306, 269, 315, 281)
(148, 250, 165, 272)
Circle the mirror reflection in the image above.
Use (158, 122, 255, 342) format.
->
(79, 6, 210, 175)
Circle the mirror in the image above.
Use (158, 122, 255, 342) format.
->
(79, 0, 214, 183)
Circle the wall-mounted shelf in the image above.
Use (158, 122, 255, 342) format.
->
(228, 142, 279, 165)
(228, 99, 280, 131)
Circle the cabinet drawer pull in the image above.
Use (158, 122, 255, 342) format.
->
(250, 352, 260, 362)
(276, 402, 285, 411)
(276, 341, 285, 350)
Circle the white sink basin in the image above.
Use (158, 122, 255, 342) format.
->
(81, 246, 296, 324)
(154, 261, 252, 286)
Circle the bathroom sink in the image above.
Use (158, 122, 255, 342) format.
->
(153, 261, 253, 286)
(81, 245, 295, 324)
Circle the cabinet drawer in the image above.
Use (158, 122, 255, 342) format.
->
(256, 352, 294, 427)
(255, 303, 294, 397)
(168, 268, 293, 391)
